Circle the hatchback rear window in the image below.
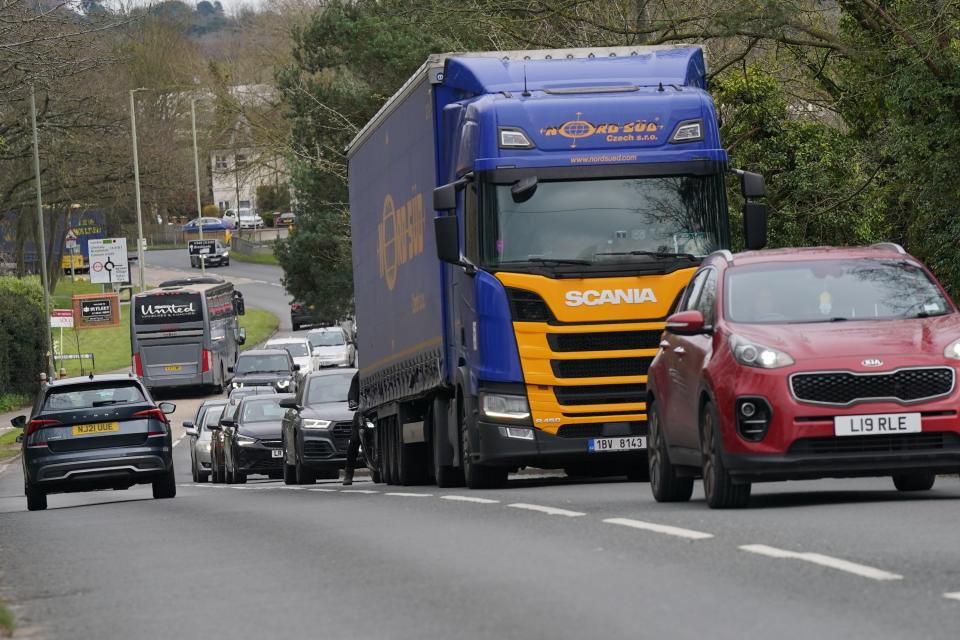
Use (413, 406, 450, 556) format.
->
(725, 259, 951, 324)
(44, 382, 146, 410)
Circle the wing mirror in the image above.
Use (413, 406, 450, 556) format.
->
(293, 364, 301, 371)
(219, 418, 235, 429)
(207, 423, 222, 432)
(182, 420, 194, 429)
(237, 328, 246, 345)
(665, 310, 709, 336)
(233, 291, 246, 316)
(279, 397, 299, 410)
(159, 402, 177, 415)
(11, 415, 26, 428)
(738, 170, 766, 199)
(185, 428, 199, 437)
(743, 201, 768, 250)
(227, 366, 235, 373)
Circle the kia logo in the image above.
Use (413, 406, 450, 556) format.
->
(861, 358, 884, 368)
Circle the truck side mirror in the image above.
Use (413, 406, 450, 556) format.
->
(237, 328, 246, 345)
(743, 202, 768, 250)
(739, 171, 766, 199)
(233, 291, 246, 316)
(435, 216, 462, 265)
(433, 183, 458, 211)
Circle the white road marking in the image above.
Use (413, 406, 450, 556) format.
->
(278, 486, 306, 490)
(173, 435, 186, 447)
(441, 495, 499, 504)
(308, 488, 337, 492)
(944, 592, 960, 602)
(385, 492, 433, 498)
(739, 544, 903, 581)
(507, 503, 585, 517)
(603, 517, 714, 540)
(0, 455, 18, 477)
(341, 489, 379, 494)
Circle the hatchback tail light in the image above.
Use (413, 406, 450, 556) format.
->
(134, 352, 144, 377)
(133, 408, 169, 425)
(25, 419, 60, 437)
(291, 303, 302, 311)
(201, 349, 211, 373)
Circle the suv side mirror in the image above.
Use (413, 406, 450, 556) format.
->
(743, 202, 768, 250)
(185, 427, 199, 437)
(219, 418, 235, 429)
(279, 397, 299, 409)
(11, 415, 26, 428)
(159, 401, 177, 415)
(182, 420, 195, 429)
(665, 310, 708, 336)
(207, 423, 222, 432)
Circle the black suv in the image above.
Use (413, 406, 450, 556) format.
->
(15, 374, 177, 511)
(228, 349, 300, 394)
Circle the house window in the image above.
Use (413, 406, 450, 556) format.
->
(235, 154, 248, 169)
(214, 155, 228, 170)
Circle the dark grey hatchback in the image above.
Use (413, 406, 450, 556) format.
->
(14, 374, 177, 511)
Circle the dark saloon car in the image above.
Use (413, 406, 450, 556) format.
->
(215, 393, 292, 483)
(228, 349, 299, 394)
(290, 301, 331, 332)
(15, 374, 177, 511)
(280, 368, 357, 484)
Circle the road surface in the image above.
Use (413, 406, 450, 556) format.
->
(1, 388, 959, 638)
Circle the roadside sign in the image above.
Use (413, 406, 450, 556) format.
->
(88, 238, 130, 284)
(72, 293, 120, 329)
(188, 239, 216, 255)
(50, 309, 74, 328)
(56, 353, 94, 361)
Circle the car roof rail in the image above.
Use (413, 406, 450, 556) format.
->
(871, 242, 906, 254)
(708, 249, 734, 263)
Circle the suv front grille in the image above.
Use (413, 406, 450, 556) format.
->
(304, 440, 336, 458)
(332, 421, 352, 450)
(791, 367, 954, 405)
(548, 330, 662, 352)
(788, 432, 960, 455)
(552, 357, 653, 379)
(554, 383, 645, 406)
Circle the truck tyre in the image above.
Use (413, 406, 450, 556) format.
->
(459, 398, 507, 490)
(648, 399, 693, 502)
(430, 402, 464, 488)
(25, 484, 47, 511)
(892, 473, 936, 491)
(387, 417, 400, 485)
(152, 469, 177, 499)
(701, 400, 750, 509)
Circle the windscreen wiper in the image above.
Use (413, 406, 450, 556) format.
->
(502, 257, 593, 266)
(594, 250, 698, 260)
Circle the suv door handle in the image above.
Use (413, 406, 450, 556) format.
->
(673, 346, 686, 355)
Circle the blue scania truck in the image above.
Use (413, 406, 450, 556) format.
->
(348, 46, 767, 488)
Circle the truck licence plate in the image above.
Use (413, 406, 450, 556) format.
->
(834, 412, 921, 437)
(270, 449, 283, 458)
(589, 436, 647, 452)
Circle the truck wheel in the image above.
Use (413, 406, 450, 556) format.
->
(892, 473, 936, 491)
(430, 401, 464, 488)
(701, 400, 750, 509)
(25, 484, 47, 511)
(459, 399, 507, 490)
(648, 399, 693, 502)
(386, 417, 399, 485)
(152, 469, 177, 499)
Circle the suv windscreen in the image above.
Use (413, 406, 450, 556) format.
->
(275, 343, 309, 357)
(306, 372, 354, 405)
(309, 331, 345, 347)
(240, 398, 287, 423)
(725, 259, 951, 324)
(44, 382, 146, 410)
(235, 354, 290, 374)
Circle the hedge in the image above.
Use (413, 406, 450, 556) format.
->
(0, 276, 48, 394)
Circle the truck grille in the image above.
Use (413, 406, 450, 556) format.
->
(788, 432, 960, 455)
(554, 383, 645, 406)
(552, 357, 654, 379)
(791, 367, 954, 405)
(557, 422, 646, 438)
(548, 330, 661, 352)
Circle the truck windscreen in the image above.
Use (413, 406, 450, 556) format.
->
(135, 292, 204, 325)
(482, 175, 725, 267)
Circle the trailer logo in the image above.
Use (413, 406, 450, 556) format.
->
(541, 112, 660, 148)
(378, 192, 425, 291)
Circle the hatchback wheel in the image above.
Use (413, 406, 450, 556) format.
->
(892, 473, 936, 492)
(700, 400, 750, 509)
(647, 400, 693, 502)
(25, 484, 47, 511)
(152, 469, 177, 499)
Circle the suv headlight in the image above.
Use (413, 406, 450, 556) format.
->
(236, 435, 257, 447)
(276, 379, 290, 388)
(479, 392, 530, 422)
(730, 334, 794, 369)
(302, 419, 332, 430)
(944, 338, 960, 360)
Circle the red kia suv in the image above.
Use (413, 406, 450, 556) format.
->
(647, 244, 960, 508)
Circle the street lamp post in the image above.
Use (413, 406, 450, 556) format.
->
(190, 98, 205, 274)
(129, 89, 147, 292)
(30, 86, 55, 375)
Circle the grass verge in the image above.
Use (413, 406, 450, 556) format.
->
(54, 305, 132, 376)
(240, 307, 279, 348)
(230, 251, 279, 266)
(0, 428, 23, 460)
(0, 601, 14, 637)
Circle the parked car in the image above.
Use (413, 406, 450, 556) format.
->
(184, 400, 227, 483)
(215, 393, 292, 483)
(182, 216, 231, 233)
(290, 301, 330, 331)
(276, 212, 296, 227)
(647, 244, 960, 509)
(189, 240, 230, 268)
(228, 349, 300, 394)
(280, 368, 357, 484)
(307, 326, 355, 367)
(266, 337, 317, 373)
(14, 374, 177, 511)
(223, 208, 264, 230)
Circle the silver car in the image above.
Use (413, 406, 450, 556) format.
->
(185, 399, 227, 483)
(307, 326, 356, 368)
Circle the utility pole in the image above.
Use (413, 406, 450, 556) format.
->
(191, 98, 206, 274)
(30, 86, 54, 375)
(129, 89, 147, 292)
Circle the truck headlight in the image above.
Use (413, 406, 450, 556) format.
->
(944, 338, 960, 360)
(236, 435, 257, 447)
(480, 392, 530, 422)
(730, 334, 794, 369)
(302, 419, 332, 430)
